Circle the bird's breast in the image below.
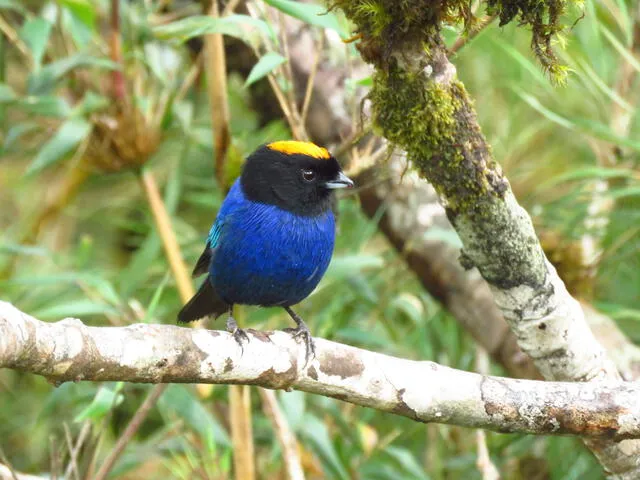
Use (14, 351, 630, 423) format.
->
(210, 202, 335, 306)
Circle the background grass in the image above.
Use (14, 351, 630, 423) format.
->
(1, 0, 639, 478)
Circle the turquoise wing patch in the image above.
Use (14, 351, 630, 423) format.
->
(207, 218, 223, 249)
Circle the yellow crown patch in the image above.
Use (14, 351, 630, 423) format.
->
(267, 141, 330, 159)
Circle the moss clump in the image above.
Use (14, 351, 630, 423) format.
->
(370, 67, 456, 158)
(487, 0, 575, 83)
(332, 0, 576, 82)
(369, 62, 503, 213)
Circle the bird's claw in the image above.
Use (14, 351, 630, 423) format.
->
(284, 325, 316, 365)
(226, 316, 249, 348)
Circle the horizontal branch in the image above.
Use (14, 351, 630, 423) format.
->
(2, 301, 640, 441)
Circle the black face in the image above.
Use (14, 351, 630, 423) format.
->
(241, 144, 352, 216)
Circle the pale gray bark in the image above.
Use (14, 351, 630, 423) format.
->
(2, 301, 640, 442)
(312, 0, 640, 469)
(281, 16, 640, 384)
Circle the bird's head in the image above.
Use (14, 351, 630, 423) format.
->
(241, 141, 354, 216)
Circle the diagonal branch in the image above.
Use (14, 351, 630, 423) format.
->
(326, 1, 640, 473)
(3, 301, 640, 441)
(278, 12, 640, 384)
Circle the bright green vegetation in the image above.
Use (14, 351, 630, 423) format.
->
(0, 0, 639, 479)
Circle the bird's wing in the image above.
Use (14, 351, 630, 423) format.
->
(191, 218, 224, 278)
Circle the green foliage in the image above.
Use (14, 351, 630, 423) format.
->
(265, 0, 345, 33)
(244, 52, 287, 87)
(26, 117, 92, 175)
(0, 0, 638, 479)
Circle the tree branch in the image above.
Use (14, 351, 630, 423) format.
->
(277, 14, 640, 383)
(3, 301, 640, 442)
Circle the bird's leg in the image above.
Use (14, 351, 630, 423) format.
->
(226, 306, 249, 347)
(283, 306, 316, 364)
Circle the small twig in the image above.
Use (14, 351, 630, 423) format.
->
(49, 436, 59, 480)
(175, 53, 203, 104)
(0, 15, 30, 59)
(333, 124, 372, 158)
(62, 424, 80, 480)
(246, 2, 304, 140)
(204, 0, 231, 187)
(63, 421, 91, 480)
(0, 447, 18, 480)
(448, 14, 497, 57)
(301, 34, 325, 127)
(260, 389, 305, 480)
(139, 169, 195, 302)
(230, 385, 256, 480)
(109, 0, 127, 102)
(267, 73, 304, 139)
(222, 0, 244, 17)
(93, 385, 167, 480)
(278, 12, 302, 125)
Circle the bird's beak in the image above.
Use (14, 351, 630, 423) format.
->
(325, 171, 354, 189)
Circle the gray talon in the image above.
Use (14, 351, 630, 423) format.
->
(283, 307, 316, 365)
(226, 316, 249, 347)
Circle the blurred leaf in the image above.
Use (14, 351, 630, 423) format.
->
(74, 384, 124, 422)
(264, 0, 343, 34)
(300, 413, 349, 480)
(0, 0, 25, 13)
(495, 40, 555, 94)
(62, 4, 94, 46)
(8, 272, 104, 287)
(356, 76, 373, 87)
(384, 446, 430, 480)
(27, 54, 118, 95)
(157, 385, 230, 447)
(575, 58, 633, 112)
(26, 117, 91, 175)
(600, 24, 640, 74)
(0, 84, 16, 102)
(0, 242, 48, 257)
(596, 303, 640, 322)
(142, 272, 171, 323)
(73, 91, 109, 116)
(153, 14, 271, 45)
(543, 167, 636, 186)
(517, 90, 640, 151)
(388, 293, 425, 326)
(59, 0, 96, 28)
(609, 186, 640, 199)
(244, 52, 286, 87)
(118, 232, 162, 298)
(18, 95, 72, 117)
(422, 227, 463, 248)
(19, 17, 52, 69)
(278, 390, 306, 431)
(2, 123, 39, 153)
(144, 42, 183, 85)
(324, 254, 384, 280)
(33, 299, 116, 319)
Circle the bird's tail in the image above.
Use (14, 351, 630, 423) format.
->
(177, 277, 229, 323)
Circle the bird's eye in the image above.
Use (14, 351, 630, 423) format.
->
(301, 168, 316, 182)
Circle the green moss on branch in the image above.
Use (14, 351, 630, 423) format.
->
(369, 60, 505, 215)
(331, 0, 578, 82)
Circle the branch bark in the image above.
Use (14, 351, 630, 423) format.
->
(278, 13, 640, 384)
(3, 301, 640, 442)
(324, 3, 640, 475)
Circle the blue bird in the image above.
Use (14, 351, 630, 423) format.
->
(178, 141, 354, 357)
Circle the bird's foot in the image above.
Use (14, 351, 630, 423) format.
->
(226, 316, 249, 348)
(284, 325, 316, 364)
(283, 307, 316, 365)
